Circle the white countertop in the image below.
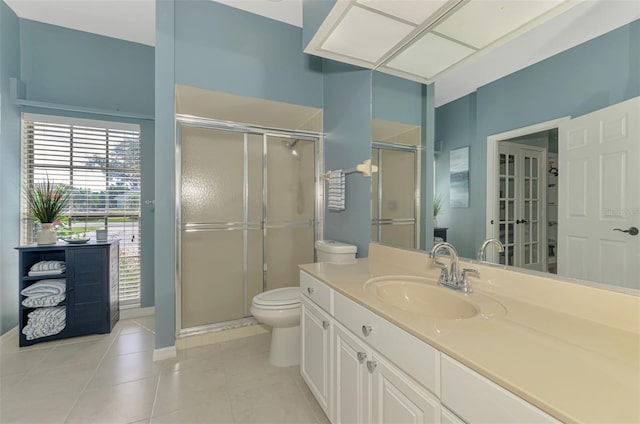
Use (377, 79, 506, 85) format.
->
(299, 243, 640, 423)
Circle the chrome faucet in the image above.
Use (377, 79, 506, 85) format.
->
(429, 242, 478, 293)
(477, 238, 505, 262)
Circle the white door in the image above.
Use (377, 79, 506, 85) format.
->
(496, 142, 546, 271)
(333, 323, 372, 424)
(370, 354, 440, 424)
(300, 297, 332, 416)
(558, 97, 640, 288)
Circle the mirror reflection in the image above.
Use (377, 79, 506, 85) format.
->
(372, 20, 639, 292)
(370, 72, 424, 250)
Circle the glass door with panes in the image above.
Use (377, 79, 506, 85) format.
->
(497, 142, 546, 271)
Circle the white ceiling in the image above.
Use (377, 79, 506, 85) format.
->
(4, 0, 639, 107)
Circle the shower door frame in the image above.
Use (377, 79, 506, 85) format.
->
(175, 115, 323, 338)
(371, 141, 422, 249)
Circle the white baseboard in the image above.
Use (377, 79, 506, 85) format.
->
(0, 326, 18, 344)
(120, 306, 155, 320)
(153, 345, 177, 361)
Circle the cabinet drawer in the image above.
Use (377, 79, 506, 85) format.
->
(441, 355, 560, 423)
(334, 290, 439, 397)
(300, 271, 332, 313)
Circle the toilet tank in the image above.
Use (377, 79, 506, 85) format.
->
(315, 240, 357, 264)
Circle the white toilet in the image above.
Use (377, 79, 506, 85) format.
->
(250, 240, 357, 367)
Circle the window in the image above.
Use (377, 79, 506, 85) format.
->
(21, 114, 142, 306)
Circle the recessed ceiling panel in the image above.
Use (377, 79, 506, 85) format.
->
(321, 6, 415, 63)
(386, 33, 475, 79)
(435, 0, 564, 49)
(356, 0, 450, 25)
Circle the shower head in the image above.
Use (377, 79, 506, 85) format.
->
(285, 139, 300, 159)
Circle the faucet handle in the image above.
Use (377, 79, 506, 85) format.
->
(460, 268, 480, 293)
(432, 259, 449, 281)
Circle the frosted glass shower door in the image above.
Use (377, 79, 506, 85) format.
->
(371, 147, 417, 249)
(180, 127, 263, 329)
(264, 136, 315, 291)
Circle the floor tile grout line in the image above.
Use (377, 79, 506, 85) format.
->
(61, 323, 130, 422)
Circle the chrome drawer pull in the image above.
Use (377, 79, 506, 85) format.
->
(361, 325, 373, 337)
(307, 287, 315, 295)
(322, 320, 329, 329)
(357, 352, 367, 363)
(366, 360, 377, 373)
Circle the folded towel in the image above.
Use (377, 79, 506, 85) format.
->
(22, 306, 66, 340)
(21, 280, 66, 297)
(22, 293, 66, 308)
(29, 261, 65, 275)
(328, 170, 345, 211)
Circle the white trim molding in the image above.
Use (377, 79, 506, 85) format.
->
(153, 345, 177, 362)
(0, 326, 18, 344)
(485, 117, 571, 251)
(120, 306, 155, 320)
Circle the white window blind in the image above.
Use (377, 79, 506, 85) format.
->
(21, 114, 142, 306)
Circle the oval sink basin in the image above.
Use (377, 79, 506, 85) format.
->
(365, 276, 479, 319)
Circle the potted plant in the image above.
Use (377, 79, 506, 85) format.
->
(26, 178, 71, 245)
(433, 195, 442, 227)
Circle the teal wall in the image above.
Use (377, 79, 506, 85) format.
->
(19, 20, 154, 115)
(175, 0, 323, 108)
(302, 0, 335, 49)
(372, 71, 422, 126)
(0, 10, 155, 335)
(154, 0, 325, 348)
(323, 60, 372, 257)
(0, 1, 22, 334)
(154, 0, 176, 350)
(435, 19, 640, 258)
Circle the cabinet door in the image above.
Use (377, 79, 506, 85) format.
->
(370, 354, 440, 424)
(68, 247, 109, 334)
(441, 407, 465, 424)
(334, 322, 371, 424)
(301, 297, 332, 417)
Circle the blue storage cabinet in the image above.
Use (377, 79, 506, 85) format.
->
(15, 241, 120, 347)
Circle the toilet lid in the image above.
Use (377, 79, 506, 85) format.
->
(253, 287, 300, 307)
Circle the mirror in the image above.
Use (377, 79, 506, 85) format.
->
(371, 18, 639, 292)
(370, 71, 425, 251)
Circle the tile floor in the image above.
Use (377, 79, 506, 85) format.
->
(0, 317, 329, 424)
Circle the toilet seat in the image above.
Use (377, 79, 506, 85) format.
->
(252, 287, 300, 309)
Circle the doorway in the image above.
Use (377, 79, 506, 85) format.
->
(486, 118, 568, 272)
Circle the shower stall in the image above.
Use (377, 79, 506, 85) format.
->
(175, 116, 321, 336)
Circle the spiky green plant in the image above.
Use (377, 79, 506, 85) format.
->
(27, 178, 71, 223)
(433, 194, 442, 218)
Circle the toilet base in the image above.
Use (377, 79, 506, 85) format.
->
(269, 325, 300, 367)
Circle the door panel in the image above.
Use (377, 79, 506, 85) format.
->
(181, 127, 244, 223)
(181, 230, 244, 327)
(558, 97, 640, 288)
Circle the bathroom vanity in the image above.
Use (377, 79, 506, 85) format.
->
(299, 243, 640, 423)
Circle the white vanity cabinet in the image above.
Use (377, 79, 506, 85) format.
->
(300, 271, 558, 424)
(333, 322, 372, 423)
(301, 295, 332, 417)
(441, 355, 560, 424)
